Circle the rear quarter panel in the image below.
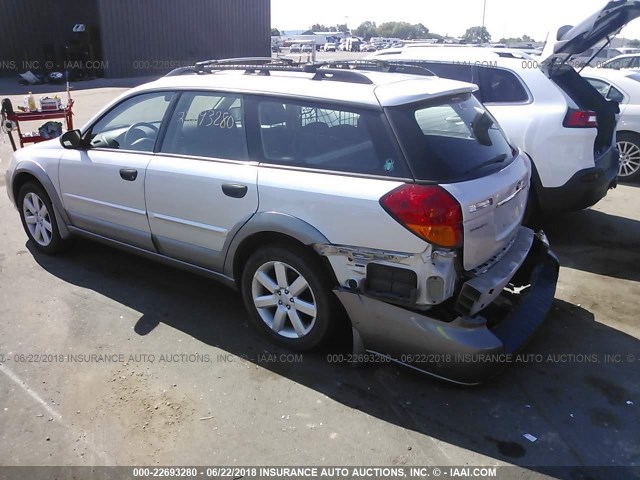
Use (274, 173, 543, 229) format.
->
(256, 168, 427, 253)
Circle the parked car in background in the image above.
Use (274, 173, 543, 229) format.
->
(617, 47, 640, 55)
(360, 43, 377, 52)
(365, 45, 621, 216)
(5, 58, 559, 384)
(365, 0, 640, 214)
(301, 44, 313, 53)
(600, 53, 640, 70)
(581, 67, 640, 180)
(570, 47, 623, 68)
(289, 44, 301, 53)
(323, 42, 337, 52)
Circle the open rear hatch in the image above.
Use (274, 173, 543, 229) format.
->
(540, 1, 640, 153)
(540, 1, 640, 66)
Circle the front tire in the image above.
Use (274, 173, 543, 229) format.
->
(18, 182, 66, 255)
(617, 132, 640, 181)
(240, 245, 338, 351)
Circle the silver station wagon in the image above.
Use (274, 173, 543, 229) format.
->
(6, 59, 559, 384)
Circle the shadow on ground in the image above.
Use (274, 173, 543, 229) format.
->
(29, 236, 639, 480)
(543, 208, 640, 282)
(617, 180, 639, 189)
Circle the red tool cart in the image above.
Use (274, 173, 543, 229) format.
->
(5, 99, 74, 148)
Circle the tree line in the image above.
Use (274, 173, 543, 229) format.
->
(272, 22, 546, 45)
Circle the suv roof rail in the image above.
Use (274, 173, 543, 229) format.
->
(321, 60, 436, 77)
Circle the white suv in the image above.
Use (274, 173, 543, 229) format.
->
(5, 58, 559, 384)
(365, 46, 621, 215)
(364, 0, 640, 216)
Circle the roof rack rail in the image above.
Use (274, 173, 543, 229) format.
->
(321, 60, 436, 77)
(194, 57, 294, 68)
(166, 57, 379, 85)
(166, 58, 437, 79)
(165, 66, 198, 76)
(311, 68, 373, 84)
(165, 57, 296, 77)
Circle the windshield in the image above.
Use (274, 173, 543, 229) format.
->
(386, 93, 515, 182)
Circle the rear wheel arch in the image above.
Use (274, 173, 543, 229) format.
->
(233, 231, 306, 284)
(224, 213, 332, 280)
(616, 129, 640, 138)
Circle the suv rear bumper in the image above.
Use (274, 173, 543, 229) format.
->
(536, 145, 619, 213)
(334, 232, 559, 385)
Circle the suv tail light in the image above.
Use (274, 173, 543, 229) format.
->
(563, 108, 598, 128)
(380, 185, 463, 249)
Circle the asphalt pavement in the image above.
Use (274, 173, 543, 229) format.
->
(0, 76, 638, 479)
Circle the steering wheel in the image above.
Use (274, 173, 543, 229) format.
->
(123, 122, 159, 149)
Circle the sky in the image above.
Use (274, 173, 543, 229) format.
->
(271, 0, 640, 41)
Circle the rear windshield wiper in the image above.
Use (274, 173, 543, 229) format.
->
(471, 109, 495, 146)
(464, 154, 508, 175)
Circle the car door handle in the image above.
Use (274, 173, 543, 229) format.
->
(222, 183, 248, 198)
(119, 168, 138, 181)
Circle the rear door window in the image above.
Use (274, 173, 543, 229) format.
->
(386, 93, 515, 182)
(585, 78, 625, 103)
(478, 67, 529, 103)
(253, 98, 408, 177)
(416, 62, 474, 83)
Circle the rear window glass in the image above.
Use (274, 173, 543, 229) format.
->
(386, 93, 514, 182)
(256, 99, 409, 177)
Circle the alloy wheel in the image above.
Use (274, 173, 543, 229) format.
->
(251, 261, 317, 339)
(22, 192, 53, 247)
(617, 140, 640, 178)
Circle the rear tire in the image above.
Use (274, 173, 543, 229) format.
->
(617, 132, 640, 181)
(17, 182, 66, 255)
(240, 244, 338, 351)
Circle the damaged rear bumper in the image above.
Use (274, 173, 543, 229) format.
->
(334, 233, 559, 385)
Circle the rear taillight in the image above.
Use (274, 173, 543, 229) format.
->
(380, 185, 463, 249)
(563, 108, 598, 128)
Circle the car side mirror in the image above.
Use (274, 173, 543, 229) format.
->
(60, 129, 83, 149)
